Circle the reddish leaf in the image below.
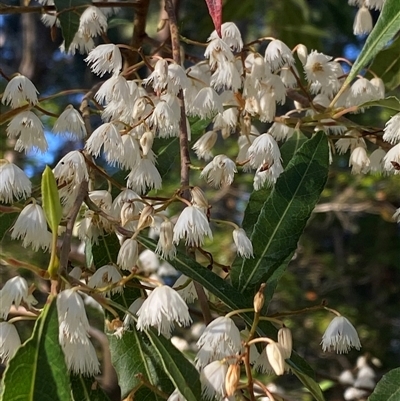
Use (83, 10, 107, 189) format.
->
(204, 0, 222, 37)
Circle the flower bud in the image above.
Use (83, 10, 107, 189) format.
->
(120, 201, 137, 227)
(266, 342, 285, 375)
(278, 326, 292, 359)
(136, 205, 154, 232)
(140, 131, 154, 156)
(253, 283, 265, 313)
(190, 186, 209, 210)
(225, 363, 240, 397)
(296, 44, 308, 65)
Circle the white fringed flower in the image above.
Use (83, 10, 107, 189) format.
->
(173, 205, 212, 247)
(62, 31, 95, 55)
(383, 143, 400, 174)
(193, 131, 218, 161)
(232, 228, 253, 258)
(57, 289, 100, 376)
(85, 44, 122, 77)
(383, 113, 400, 145)
(247, 133, 281, 169)
(11, 203, 52, 251)
(7, 111, 47, 153)
(123, 298, 145, 328)
(192, 87, 223, 119)
(136, 285, 192, 337)
(349, 146, 370, 174)
(117, 238, 139, 271)
(53, 150, 89, 185)
(196, 316, 241, 368)
(155, 220, 176, 260)
(53, 105, 87, 139)
(208, 22, 243, 52)
(304, 51, 336, 87)
(95, 75, 130, 105)
(87, 265, 123, 296)
(0, 276, 37, 319)
(150, 101, 179, 138)
(204, 38, 235, 69)
(173, 275, 197, 304)
(253, 161, 284, 190)
(0, 322, 21, 363)
(264, 39, 295, 72)
(369, 148, 386, 173)
(0, 160, 31, 203)
(353, 6, 373, 36)
(2, 75, 39, 108)
(321, 316, 361, 353)
(200, 155, 237, 188)
(200, 360, 228, 401)
(126, 157, 162, 195)
(79, 6, 107, 37)
(143, 59, 169, 92)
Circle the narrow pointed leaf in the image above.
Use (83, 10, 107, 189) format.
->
(2, 297, 71, 401)
(340, 0, 400, 93)
(145, 329, 204, 401)
(108, 329, 174, 400)
(369, 368, 400, 401)
(230, 132, 329, 294)
(42, 165, 62, 233)
(288, 361, 325, 401)
(70, 375, 112, 401)
(358, 96, 400, 112)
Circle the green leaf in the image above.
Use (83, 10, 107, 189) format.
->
(53, 0, 89, 50)
(41, 165, 62, 233)
(280, 130, 308, 168)
(92, 232, 120, 268)
(145, 329, 203, 401)
(108, 329, 174, 400)
(230, 131, 329, 294)
(369, 368, 400, 401)
(70, 375, 111, 401)
(0, 211, 17, 242)
(338, 0, 400, 96)
(288, 361, 325, 401)
(358, 96, 400, 112)
(2, 297, 71, 401)
(369, 35, 400, 91)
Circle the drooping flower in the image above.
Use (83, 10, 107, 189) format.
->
(232, 228, 253, 259)
(321, 316, 361, 354)
(117, 238, 139, 271)
(0, 322, 21, 363)
(126, 157, 162, 195)
(173, 205, 212, 247)
(2, 74, 39, 108)
(200, 360, 228, 400)
(87, 265, 123, 296)
(85, 44, 122, 77)
(155, 220, 176, 260)
(383, 143, 400, 174)
(136, 285, 192, 337)
(53, 150, 89, 185)
(193, 131, 218, 161)
(383, 112, 400, 145)
(247, 133, 281, 170)
(192, 87, 223, 119)
(208, 22, 243, 52)
(200, 154, 237, 188)
(349, 146, 370, 174)
(78, 5, 107, 37)
(173, 275, 198, 304)
(0, 276, 37, 319)
(53, 105, 87, 139)
(264, 39, 295, 72)
(196, 316, 242, 368)
(0, 160, 32, 204)
(353, 6, 373, 36)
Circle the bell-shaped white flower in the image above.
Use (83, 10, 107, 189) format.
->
(204, 38, 235, 69)
(155, 220, 176, 260)
(349, 146, 370, 174)
(247, 133, 281, 169)
(143, 59, 169, 92)
(85, 44, 122, 77)
(232, 228, 253, 258)
(383, 112, 400, 145)
(117, 238, 139, 271)
(196, 316, 241, 368)
(173, 275, 198, 304)
(193, 131, 218, 161)
(2, 74, 38, 108)
(11, 203, 52, 251)
(0, 322, 21, 363)
(200, 360, 228, 401)
(136, 285, 192, 337)
(78, 5, 107, 37)
(53, 105, 87, 139)
(304, 51, 336, 87)
(200, 155, 237, 188)
(0, 160, 31, 204)
(253, 160, 284, 190)
(62, 30, 95, 55)
(369, 148, 386, 173)
(87, 265, 123, 296)
(173, 205, 212, 247)
(126, 157, 162, 195)
(208, 22, 243, 52)
(192, 87, 223, 119)
(353, 6, 373, 36)
(150, 100, 179, 138)
(321, 316, 361, 354)
(383, 143, 400, 174)
(0, 276, 37, 319)
(264, 39, 295, 72)
(53, 150, 89, 185)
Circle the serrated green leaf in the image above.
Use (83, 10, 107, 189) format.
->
(336, 0, 400, 99)
(92, 233, 120, 268)
(230, 132, 329, 294)
(53, 0, 89, 50)
(369, 35, 400, 91)
(358, 96, 400, 112)
(288, 361, 325, 401)
(369, 368, 400, 401)
(70, 375, 111, 401)
(2, 297, 71, 401)
(145, 329, 203, 401)
(108, 329, 174, 400)
(41, 165, 62, 233)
